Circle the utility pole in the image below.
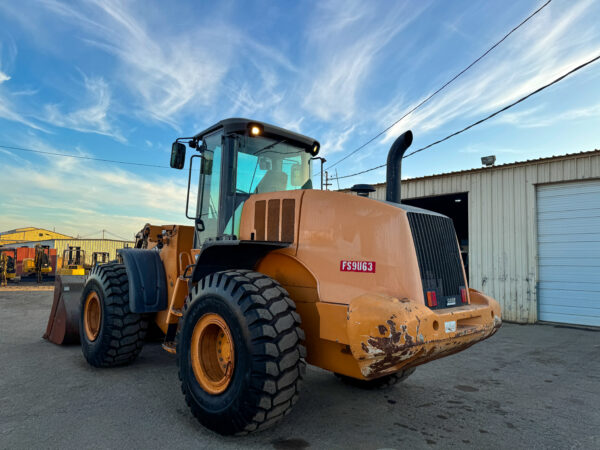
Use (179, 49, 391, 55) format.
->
(335, 169, 340, 190)
(311, 157, 326, 190)
(324, 171, 332, 191)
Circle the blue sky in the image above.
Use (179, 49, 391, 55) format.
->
(0, 0, 599, 238)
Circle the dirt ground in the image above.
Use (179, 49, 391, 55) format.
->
(1, 290, 598, 449)
(0, 278, 54, 291)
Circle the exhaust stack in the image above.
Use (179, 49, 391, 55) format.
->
(385, 130, 413, 203)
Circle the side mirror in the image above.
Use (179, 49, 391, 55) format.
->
(290, 164, 303, 187)
(170, 142, 186, 169)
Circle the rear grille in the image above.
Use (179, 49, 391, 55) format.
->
(407, 212, 465, 309)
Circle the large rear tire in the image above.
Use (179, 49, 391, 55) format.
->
(178, 270, 305, 435)
(80, 263, 148, 367)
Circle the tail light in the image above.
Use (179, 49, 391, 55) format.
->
(460, 287, 468, 304)
(426, 291, 437, 307)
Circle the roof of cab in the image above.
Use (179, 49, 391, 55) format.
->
(193, 118, 319, 148)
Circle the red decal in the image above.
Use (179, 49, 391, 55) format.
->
(340, 260, 376, 273)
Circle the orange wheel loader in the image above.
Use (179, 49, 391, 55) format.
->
(44, 118, 501, 435)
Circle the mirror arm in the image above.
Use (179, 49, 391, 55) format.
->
(176, 137, 200, 149)
(185, 154, 202, 220)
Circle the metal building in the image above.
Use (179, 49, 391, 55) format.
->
(350, 150, 600, 326)
(0, 227, 72, 245)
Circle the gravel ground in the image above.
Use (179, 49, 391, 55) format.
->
(1, 290, 598, 449)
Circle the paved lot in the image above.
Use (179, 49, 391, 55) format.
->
(1, 291, 598, 449)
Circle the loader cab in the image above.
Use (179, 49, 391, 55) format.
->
(172, 118, 320, 247)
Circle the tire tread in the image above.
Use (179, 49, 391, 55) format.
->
(178, 269, 305, 435)
(81, 263, 147, 367)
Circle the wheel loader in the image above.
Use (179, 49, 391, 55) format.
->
(45, 118, 501, 435)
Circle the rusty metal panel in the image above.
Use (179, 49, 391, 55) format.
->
(281, 199, 296, 243)
(254, 200, 266, 240)
(267, 199, 281, 241)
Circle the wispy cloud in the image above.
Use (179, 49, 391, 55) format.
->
(496, 103, 600, 128)
(380, 0, 600, 142)
(0, 37, 47, 131)
(302, 1, 429, 122)
(320, 125, 356, 156)
(0, 89, 47, 132)
(0, 138, 188, 237)
(37, 0, 297, 130)
(40, 74, 125, 142)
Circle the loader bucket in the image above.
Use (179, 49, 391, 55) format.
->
(43, 274, 86, 345)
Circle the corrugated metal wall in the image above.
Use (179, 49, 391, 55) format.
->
(363, 151, 600, 323)
(53, 239, 133, 265)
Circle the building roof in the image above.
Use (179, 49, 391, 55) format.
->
(367, 149, 600, 187)
(0, 227, 73, 244)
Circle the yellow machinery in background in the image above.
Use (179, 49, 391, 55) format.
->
(0, 249, 19, 285)
(22, 244, 52, 282)
(46, 118, 501, 435)
(90, 251, 110, 268)
(0, 252, 7, 287)
(0, 249, 19, 286)
(57, 246, 86, 276)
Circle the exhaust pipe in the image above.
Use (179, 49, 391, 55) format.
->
(385, 130, 413, 203)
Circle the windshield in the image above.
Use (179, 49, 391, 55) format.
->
(235, 135, 312, 194)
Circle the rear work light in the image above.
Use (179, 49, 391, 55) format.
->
(460, 287, 468, 304)
(426, 291, 437, 307)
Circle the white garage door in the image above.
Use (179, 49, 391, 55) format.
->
(537, 180, 600, 326)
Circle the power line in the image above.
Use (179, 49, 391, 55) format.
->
(334, 53, 600, 181)
(322, 0, 553, 173)
(78, 229, 104, 239)
(104, 230, 132, 241)
(0, 144, 170, 169)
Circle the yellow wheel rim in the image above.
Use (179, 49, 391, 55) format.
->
(191, 313, 235, 395)
(84, 291, 102, 342)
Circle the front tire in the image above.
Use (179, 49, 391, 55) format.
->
(80, 263, 148, 367)
(178, 270, 306, 435)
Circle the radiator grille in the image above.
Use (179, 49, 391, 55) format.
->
(407, 212, 465, 309)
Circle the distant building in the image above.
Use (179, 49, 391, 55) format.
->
(0, 227, 72, 245)
(345, 149, 600, 327)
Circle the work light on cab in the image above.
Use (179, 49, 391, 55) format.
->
(310, 141, 320, 156)
(248, 123, 264, 136)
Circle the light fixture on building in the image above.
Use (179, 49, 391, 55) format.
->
(481, 155, 496, 167)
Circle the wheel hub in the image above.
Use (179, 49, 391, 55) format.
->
(84, 291, 101, 342)
(191, 313, 235, 395)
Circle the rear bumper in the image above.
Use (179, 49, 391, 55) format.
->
(345, 288, 501, 379)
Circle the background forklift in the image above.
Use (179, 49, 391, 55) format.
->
(90, 251, 110, 268)
(46, 118, 501, 435)
(57, 246, 85, 276)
